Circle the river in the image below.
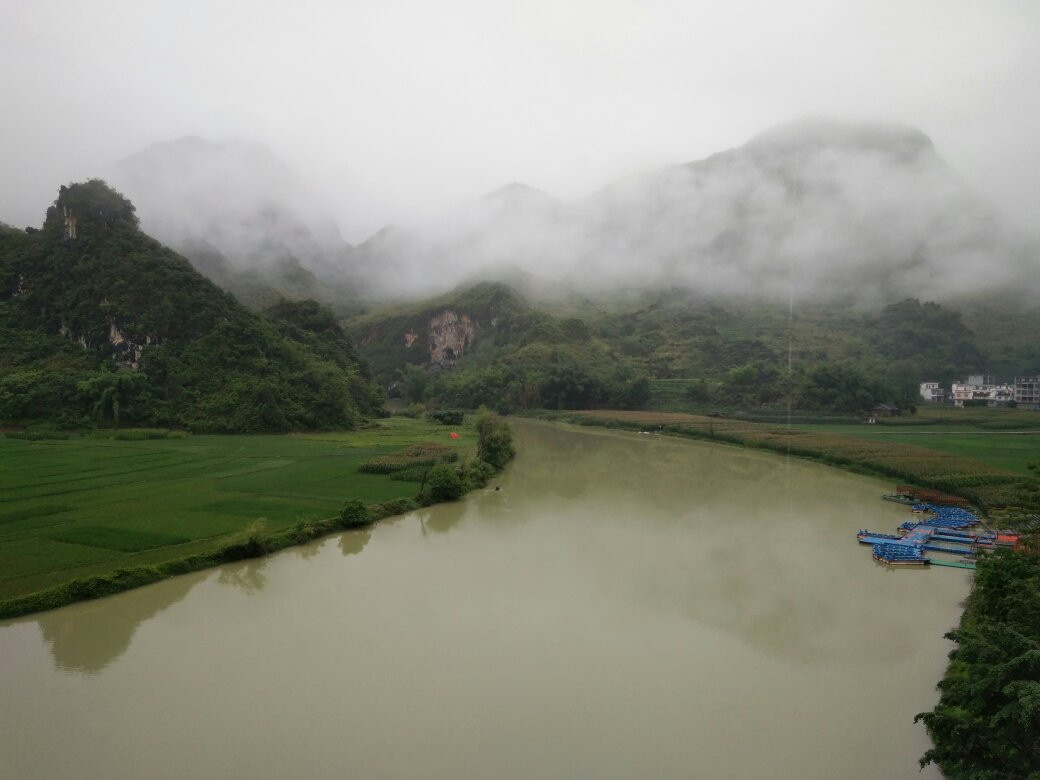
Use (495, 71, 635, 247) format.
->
(0, 421, 968, 778)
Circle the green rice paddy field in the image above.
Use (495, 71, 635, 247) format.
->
(0, 418, 473, 602)
(789, 425, 1039, 475)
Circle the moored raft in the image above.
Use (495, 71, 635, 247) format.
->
(859, 502, 988, 569)
(872, 543, 929, 566)
(905, 505, 979, 528)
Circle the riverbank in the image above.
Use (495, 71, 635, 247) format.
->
(913, 548, 1040, 776)
(0, 414, 514, 619)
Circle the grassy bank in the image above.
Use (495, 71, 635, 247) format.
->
(0, 416, 501, 619)
(788, 424, 1039, 476)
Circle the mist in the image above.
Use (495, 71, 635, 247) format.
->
(2, 0, 1039, 306)
(345, 118, 1035, 305)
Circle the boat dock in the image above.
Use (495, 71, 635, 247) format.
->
(857, 490, 1023, 570)
(858, 503, 986, 569)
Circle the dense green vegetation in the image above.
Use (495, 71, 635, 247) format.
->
(0, 416, 507, 616)
(352, 282, 654, 412)
(350, 283, 1040, 417)
(915, 549, 1040, 779)
(0, 181, 381, 431)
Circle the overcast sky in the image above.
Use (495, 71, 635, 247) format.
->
(2, 0, 1038, 241)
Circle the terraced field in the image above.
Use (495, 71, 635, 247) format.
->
(0, 418, 472, 603)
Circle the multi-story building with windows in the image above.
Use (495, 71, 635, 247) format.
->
(1015, 376, 1040, 409)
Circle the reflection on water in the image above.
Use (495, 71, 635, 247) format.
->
(0, 420, 967, 779)
(338, 527, 371, 556)
(218, 559, 269, 594)
(421, 497, 468, 534)
(34, 574, 201, 674)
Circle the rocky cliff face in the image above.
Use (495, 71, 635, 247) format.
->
(348, 281, 528, 382)
(426, 310, 475, 370)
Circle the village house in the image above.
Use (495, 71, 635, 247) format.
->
(919, 382, 945, 403)
(951, 375, 1019, 407)
(1015, 376, 1040, 410)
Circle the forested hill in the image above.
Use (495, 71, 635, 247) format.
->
(349, 281, 1040, 415)
(0, 180, 382, 431)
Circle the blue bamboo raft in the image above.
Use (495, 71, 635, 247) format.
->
(858, 503, 980, 569)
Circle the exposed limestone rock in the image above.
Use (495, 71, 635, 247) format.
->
(428, 310, 474, 370)
(107, 319, 155, 370)
(404, 330, 419, 348)
(62, 205, 77, 241)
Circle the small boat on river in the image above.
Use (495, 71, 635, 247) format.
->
(882, 493, 916, 505)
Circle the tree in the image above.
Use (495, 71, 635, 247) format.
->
(475, 409, 515, 469)
(427, 463, 464, 501)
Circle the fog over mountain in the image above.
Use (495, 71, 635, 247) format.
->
(108, 138, 350, 274)
(98, 117, 1037, 308)
(124, 118, 1026, 306)
(4, 1, 1039, 310)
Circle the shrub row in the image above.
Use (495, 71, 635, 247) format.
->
(3, 430, 72, 441)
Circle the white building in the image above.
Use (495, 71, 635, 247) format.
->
(951, 376, 1015, 407)
(919, 382, 945, 403)
(951, 382, 983, 406)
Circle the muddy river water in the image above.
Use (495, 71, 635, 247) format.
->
(0, 421, 968, 778)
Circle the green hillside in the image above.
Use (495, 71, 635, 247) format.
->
(0, 180, 381, 431)
(350, 281, 652, 411)
(349, 282, 1040, 416)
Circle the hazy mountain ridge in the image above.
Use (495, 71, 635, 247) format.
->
(356, 118, 1030, 304)
(97, 119, 1035, 310)
(107, 137, 363, 311)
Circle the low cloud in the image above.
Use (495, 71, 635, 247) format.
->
(349, 118, 1035, 306)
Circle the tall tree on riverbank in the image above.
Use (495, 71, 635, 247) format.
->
(475, 409, 515, 470)
(915, 549, 1040, 778)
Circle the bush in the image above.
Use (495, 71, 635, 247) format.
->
(368, 498, 420, 520)
(427, 463, 465, 501)
(339, 499, 371, 528)
(4, 429, 71, 440)
(464, 459, 497, 490)
(429, 409, 465, 425)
